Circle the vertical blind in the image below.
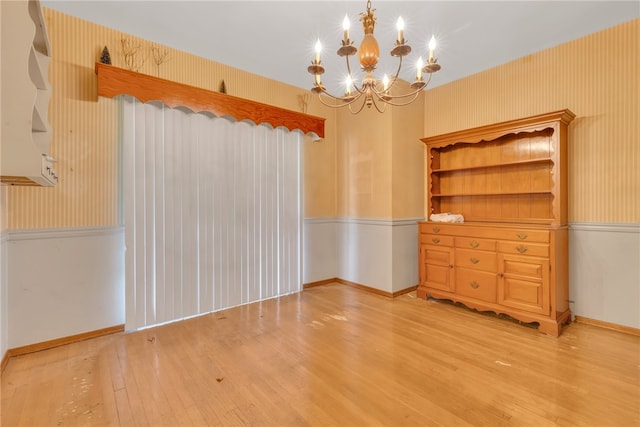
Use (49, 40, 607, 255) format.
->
(120, 96, 302, 331)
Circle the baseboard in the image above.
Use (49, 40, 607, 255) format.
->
(574, 316, 640, 337)
(303, 278, 339, 289)
(1, 350, 10, 373)
(1, 324, 125, 372)
(304, 278, 417, 298)
(390, 285, 419, 297)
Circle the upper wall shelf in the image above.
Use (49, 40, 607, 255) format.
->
(1, 0, 57, 186)
(95, 62, 325, 139)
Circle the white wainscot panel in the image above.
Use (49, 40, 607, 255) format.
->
(7, 226, 124, 348)
(1, 232, 8, 358)
(391, 220, 420, 292)
(337, 218, 421, 293)
(569, 223, 640, 329)
(303, 218, 338, 284)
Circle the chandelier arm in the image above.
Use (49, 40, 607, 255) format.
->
(316, 91, 364, 109)
(386, 55, 405, 92)
(325, 90, 364, 104)
(422, 71, 434, 87)
(344, 55, 364, 94)
(348, 97, 369, 114)
(373, 90, 422, 107)
(318, 89, 358, 101)
(372, 71, 434, 101)
(370, 96, 387, 113)
(316, 94, 347, 109)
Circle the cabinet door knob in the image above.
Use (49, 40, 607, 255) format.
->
(517, 233, 528, 240)
(516, 245, 528, 253)
(433, 227, 440, 233)
(470, 281, 480, 289)
(449, 264, 454, 269)
(470, 257, 480, 264)
(432, 237, 440, 244)
(470, 240, 479, 248)
(497, 272, 504, 278)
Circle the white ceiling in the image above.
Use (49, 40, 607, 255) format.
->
(43, 1, 639, 94)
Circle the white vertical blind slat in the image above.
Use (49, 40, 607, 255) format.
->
(121, 98, 301, 331)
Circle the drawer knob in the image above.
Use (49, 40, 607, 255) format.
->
(470, 257, 480, 264)
(433, 227, 440, 233)
(432, 237, 440, 244)
(517, 233, 528, 240)
(470, 240, 479, 248)
(470, 281, 480, 289)
(449, 264, 454, 269)
(516, 245, 528, 253)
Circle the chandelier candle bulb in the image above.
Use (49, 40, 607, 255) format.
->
(383, 74, 389, 91)
(396, 17, 405, 44)
(417, 57, 424, 80)
(428, 35, 436, 62)
(315, 39, 322, 63)
(343, 15, 350, 43)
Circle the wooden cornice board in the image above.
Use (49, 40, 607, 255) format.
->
(95, 62, 325, 138)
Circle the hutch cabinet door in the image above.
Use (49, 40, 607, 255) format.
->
(420, 245, 455, 292)
(498, 254, 550, 315)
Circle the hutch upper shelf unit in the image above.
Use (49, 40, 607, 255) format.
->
(418, 110, 575, 336)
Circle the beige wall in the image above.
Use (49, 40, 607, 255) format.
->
(336, 106, 392, 218)
(335, 82, 425, 220)
(391, 89, 425, 219)
(4, 9, 337, 229)
(4, 12, 637, 229)
(423, 19, 639, 223)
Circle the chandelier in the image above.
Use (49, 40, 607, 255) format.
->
(307, 0, 442, 113)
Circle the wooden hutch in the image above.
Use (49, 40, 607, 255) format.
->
(418, 110, 575, 336)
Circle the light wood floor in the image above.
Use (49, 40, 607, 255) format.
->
(2, 283, 639, 426)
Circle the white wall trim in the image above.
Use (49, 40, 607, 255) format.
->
(334, 217, 425, 227)
(306, 219, 640, 232)
(304, 217, 339, 224)
(569, 222, 640, 233)
(7, 225, 124, 241)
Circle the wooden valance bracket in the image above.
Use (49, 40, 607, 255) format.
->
(95, 62, 325, 139)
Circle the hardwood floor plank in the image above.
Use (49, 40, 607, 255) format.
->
(2, 284, 639, 426)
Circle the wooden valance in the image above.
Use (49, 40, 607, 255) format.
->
(95, 62, 325, 138)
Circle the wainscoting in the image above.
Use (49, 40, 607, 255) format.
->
(569, 222, 640, 329)
(305, 218, 640, 329)
(1, 220, 637, 359)
(302, 217, 339, 286)
(4, 226, 124, 349)
(1, 231, 8, 360)
(304, 217, 422, 294)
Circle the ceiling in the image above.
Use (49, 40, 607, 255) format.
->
(43, 1, 639, 94)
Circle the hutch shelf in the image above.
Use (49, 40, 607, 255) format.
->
(418, 110, 575, 336)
